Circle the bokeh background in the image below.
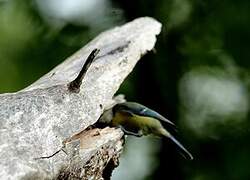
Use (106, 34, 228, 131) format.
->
(0, 0, 249, 179)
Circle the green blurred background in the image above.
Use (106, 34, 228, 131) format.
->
(0, 0, 249, 179)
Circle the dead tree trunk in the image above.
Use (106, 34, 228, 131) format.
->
(0, 17, 161, 179)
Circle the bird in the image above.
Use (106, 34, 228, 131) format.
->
(98, 101, 193, 160)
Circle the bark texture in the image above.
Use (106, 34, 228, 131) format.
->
(0, 17, 161, 179)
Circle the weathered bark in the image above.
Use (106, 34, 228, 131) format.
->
(0, 17, 161, 179)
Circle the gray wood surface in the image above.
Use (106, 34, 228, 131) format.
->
(0, 17, 161, 179)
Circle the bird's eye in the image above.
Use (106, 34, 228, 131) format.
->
(140, 108, 147, 114)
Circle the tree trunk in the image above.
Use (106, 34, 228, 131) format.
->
(0, 17, 161, 179)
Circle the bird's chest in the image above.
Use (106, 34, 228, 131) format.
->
(112, 113, 141, 133)
(112, 112, 157, 136)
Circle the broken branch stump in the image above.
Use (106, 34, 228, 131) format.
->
(0, 17, 162, 179)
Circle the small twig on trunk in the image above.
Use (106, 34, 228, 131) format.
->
(68, 48, 100, 93)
